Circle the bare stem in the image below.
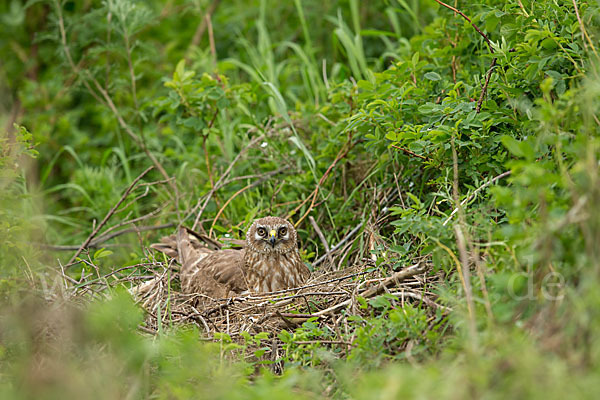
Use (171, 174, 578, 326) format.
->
(66, 166, 154, 266)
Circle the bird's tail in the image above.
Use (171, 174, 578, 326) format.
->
(150, 226, 222, 263)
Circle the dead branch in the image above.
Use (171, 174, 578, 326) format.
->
(66, 166, 153, 266)
(288, 138, 355, 226)
(44, 223, 175, 251)
(189, 130, 268, 230)
(432, 0, 498, 113)
(313, 223, 363, 267)
(359, 262, 426, 298)
(185, 0, 222, 63)
(312, 263, 427, 317)
(208, 167, 287, 237)
(309, 216, 334, 266)
(572, 0, 597, 56)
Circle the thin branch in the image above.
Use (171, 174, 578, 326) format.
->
(187, 121, 293, 230)
(572, 0, 597, 56)
(432, 0, 493, 53)
(107, 203, 170, 234)
(442, 170, 511, 226)
(185, 0, 221, 63)
(53, 1, 179, 203)
(271, 291, 346, 302)
(450, 136, 477, 340)
(453, 224, 476, 332)
(189, 132, 268, 230)
(309, 216, 334, 267)
(66, 166, 153, 266)
(388, 290, 451, 311)
(202, 109, 219, 190)
(359, 263, 426, 298)
(293, 340, 356, 346)
(313, 263, 426, 316)
(288, 139, 355, 226)
(390, 144, 431, 161)
(73, 262, 167, 291)
(206, 12, 217, 69)
(313, 223, 363, 267)
(516, 0, 529, 17)
(208, 168, 287, 237)
(202, 134, 215, 189)
(54, 0, 107, 107)
(43, 223, 175, 251)
(433, 0, 498, 113)
(476, 58, 497, 113)
(91, 80, 176, 194)
(311, 190, 397, 268)
(123, 29, 139, 112)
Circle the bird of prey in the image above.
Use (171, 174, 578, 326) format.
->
(150, 216, 310, 299)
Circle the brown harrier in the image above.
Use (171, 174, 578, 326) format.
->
(150, 216, 311, 299)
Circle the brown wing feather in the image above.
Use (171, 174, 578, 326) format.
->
(182, 249, 247, 298)
(149, 234, 179, 259)
(151, 226, 248, 298)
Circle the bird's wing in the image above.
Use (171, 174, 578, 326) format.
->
(181, 248, 247, 297)
(218, 237, 246, 248)
(210, 248, 248, 293)
(151, 226, 248, 298)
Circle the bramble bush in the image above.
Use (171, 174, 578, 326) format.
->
(1, 0, 600, 398)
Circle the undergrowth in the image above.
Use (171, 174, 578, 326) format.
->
(1, 0, 600, 398)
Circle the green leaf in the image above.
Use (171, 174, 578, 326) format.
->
(501, 135, 524, 157)
(214, 332, 232, 343)
(278, 330, 292, 343)
(254, 349, 267, 358)
(255, 332, 269, 340)
(411, 51, 420, 66)
(424, 72, 441, 81)
(369, 295, 391, 309)
(93, 248, 113, 260)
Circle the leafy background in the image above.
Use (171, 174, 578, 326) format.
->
(1, 0, 600, 398)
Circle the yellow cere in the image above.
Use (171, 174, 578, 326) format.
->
(269, 229, 277, 238)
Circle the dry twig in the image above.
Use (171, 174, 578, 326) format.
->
(309, 216, 334, 267)
(288, 138, 355, 226)
(432, 0, 497, 113)
(66, 166, 154, 266)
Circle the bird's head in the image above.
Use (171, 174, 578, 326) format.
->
(246, 216, 297, 254)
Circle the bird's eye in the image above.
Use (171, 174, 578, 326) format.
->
(278, 227, 287, 236)
(257, 227, 266, 237)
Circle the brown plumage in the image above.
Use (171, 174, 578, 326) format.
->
(150, 217, 310, 299)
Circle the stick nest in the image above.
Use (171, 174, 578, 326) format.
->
(132, 256, 445, 343)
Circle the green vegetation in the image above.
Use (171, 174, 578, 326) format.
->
(1, 0, 600, 398)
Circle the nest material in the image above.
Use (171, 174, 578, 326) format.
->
(133, 256, 446, 341)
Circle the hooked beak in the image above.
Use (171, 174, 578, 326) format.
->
(268, 229, 277, 247)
